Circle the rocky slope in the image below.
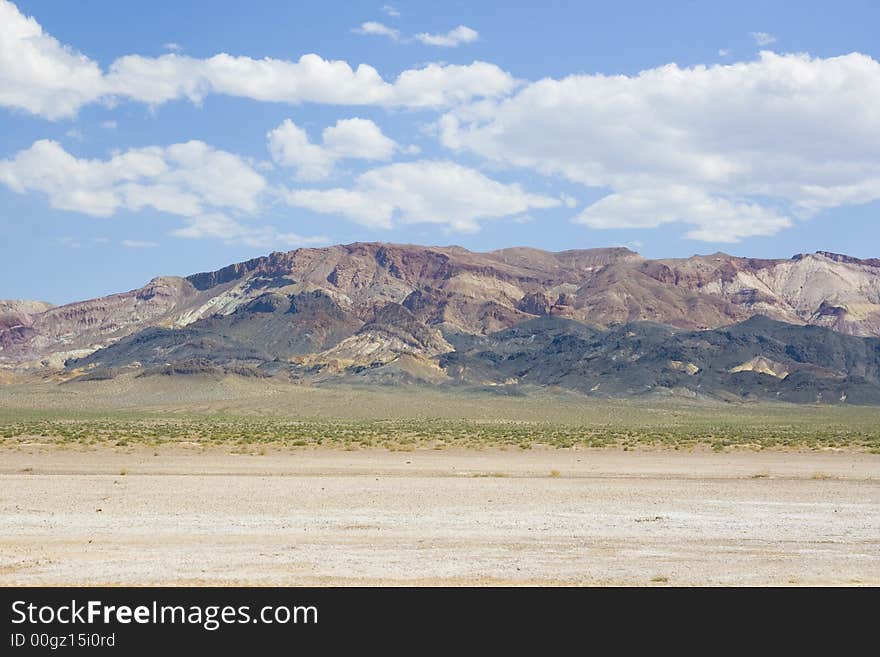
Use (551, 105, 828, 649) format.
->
(441, 316, 880, 404)
(3, 242, 880, 401)
(0, 300, 54, 337)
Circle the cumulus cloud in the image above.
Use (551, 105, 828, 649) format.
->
(391, 61, 514, 106)
(105, 53, 514, 110)
(415, 25, 479, 48)
(0, 139, 266, 218)
(162, 42, 182, 52)
(440, 51, 880, 241)
(353, 21, 399, 41)
(575, 187, 792, 243)
(0, 0, 105, 119)
(0, 138, 328, 247)
(283, 160, 560, 232)
(267, 118, 398, 180)
(751, 31, 777, 46)
(170, 213, 328, 248)
(322, 118, 397, 160)
(381, 4, 400, 18)
(104, 52, 386, 107)
(0, 1, 512, 118)
(6, 0, 877, 248)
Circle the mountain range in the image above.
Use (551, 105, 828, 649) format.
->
(3, 243, 880, 403)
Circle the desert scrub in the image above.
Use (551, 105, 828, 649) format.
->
(0, 404, 878, 451)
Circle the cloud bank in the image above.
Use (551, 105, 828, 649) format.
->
(440, 51, 880, 241)
(2, 0, 880, 246)
(0, 1, 511, 118)
(0, 139, 325, 248)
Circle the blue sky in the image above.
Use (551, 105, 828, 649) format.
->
(1, 0, 878, 304)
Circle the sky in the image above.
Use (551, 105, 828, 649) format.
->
(1, 0, 878, 304)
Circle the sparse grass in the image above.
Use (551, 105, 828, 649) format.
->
(549, 470, 561, 478)
(0, 392, 879, 452)
(651, 576, 669, 583)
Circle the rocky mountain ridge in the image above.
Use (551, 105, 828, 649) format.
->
(3, 242, 880, 402)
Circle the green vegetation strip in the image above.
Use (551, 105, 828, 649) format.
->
(1, 407, 878, 452)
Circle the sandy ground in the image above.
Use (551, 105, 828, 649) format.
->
(0, 447, 877, 586)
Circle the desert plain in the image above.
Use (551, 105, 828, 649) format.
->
(1, 377, 878, 586)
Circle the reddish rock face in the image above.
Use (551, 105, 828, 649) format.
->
(2, 242, 880, 369)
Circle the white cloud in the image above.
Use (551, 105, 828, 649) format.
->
(170, 213, 327, 249)
(162, 42, 182, 52)
(718, 48, 731, 57)
(355, 19, 479, 49)
(267, 118, 398, 180)
(0, 133, 325, 248)
(284, 160, 560, 232)
(104, 53, 514, 110)
(353, 21, 399, 41)
(391, 61, 513, 106)
(751, 32, 777, 46)
(415, 25, 479, 48)
(440, 51, 880, 241)
(0, 139, 266, 218)
(381, 5, 400, 18)
(0, 0, 105, 119)
(121, 239, 158, 248)
(0, 1, 512, 118)
(165, 141, 268, 212)
(322, 118, 397, 160)
(267, 121, 330, 181)
(574, 186, 791, 243)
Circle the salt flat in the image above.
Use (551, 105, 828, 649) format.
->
(1, 447, 877, 586)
